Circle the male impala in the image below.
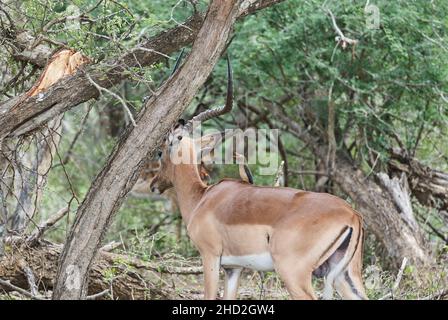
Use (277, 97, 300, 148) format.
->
(150, 58, 367, 300)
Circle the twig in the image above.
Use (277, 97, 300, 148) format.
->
(0, 279, 44, 300)
(61, 104, 93, 166)
(324, 8, 358, 49)
(326, 81, 336, 173)
(21, 265, 38, 296)
(392, 257, 408, 292)
(380, 257, 408, 300)
(289, 170, 328, 176)
(26, 206, 69, 244)
(100, 241, 122, 252)
(273, 161, 285, 187)
(86, 289, 110, 300)
(134, 46, 174, 60)
(85, 73, 137, 127)
(422, 289, 448, 300)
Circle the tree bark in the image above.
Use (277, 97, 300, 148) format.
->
(52, 0, 241, 300)
(9, 118, 63, 232)
(388, 147, 448, 213)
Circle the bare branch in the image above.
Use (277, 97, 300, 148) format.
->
(0, 278, 44, 300)
(21, 265, 38, 296)
(273, 161, 285, 187)
(324, 8, 358, 49)
(26, 206, 69, 245)
(100, 241, 122, 252)
(85, 73, 137, 127)
(86, 289, 109, 300)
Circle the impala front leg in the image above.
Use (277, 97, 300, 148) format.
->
(224, 268, 242, 300)
(201, 254, 221, 300)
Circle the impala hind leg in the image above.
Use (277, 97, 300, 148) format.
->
(223, 268, 242, 300)
(274, 258, 316, 300)
(334, 271, 366, 300)
(334, 245, 367, 300)
(202, 254, 221, 300)
(324, 228, 367, 300)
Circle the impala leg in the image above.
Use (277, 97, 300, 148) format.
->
(335, 259, 367, 300)
(334, 272, 362, 300)
(202, 254, 221, 300)
(334, 226, 367, 300)
(274, 258, 316, 300)
(223, 268, 242, 300)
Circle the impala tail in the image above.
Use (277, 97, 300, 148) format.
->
(315, 219, 367, 300)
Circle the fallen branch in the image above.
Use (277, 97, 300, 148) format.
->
(389, 147, 448, 213)
(86, 289, 110, 300)
(0, 278, 44, 300)
(0, 239, 200, 299)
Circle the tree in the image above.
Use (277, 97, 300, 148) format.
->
(51, 0, 271, 300)
(1, 0, 446, 300)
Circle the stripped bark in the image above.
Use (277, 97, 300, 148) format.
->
(388, 148, 448, 213)
(3, 49, 88, 232)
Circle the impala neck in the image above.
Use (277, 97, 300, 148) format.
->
(172, 163, 207, 224)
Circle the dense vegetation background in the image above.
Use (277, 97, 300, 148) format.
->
(0, 0, 447, 299)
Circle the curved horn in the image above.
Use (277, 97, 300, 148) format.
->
(170, 48, 185, 76)
(186, 55, 233, 129)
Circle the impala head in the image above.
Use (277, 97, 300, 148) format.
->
(150, 55, 233, 194)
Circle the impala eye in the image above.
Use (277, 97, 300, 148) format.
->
(177, 135, 183, 141)
(158, 151, 162, 158)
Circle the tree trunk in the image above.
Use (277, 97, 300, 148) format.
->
(388, 147, 448, 212)
(52, 0, 241, 300)
(331, 153, 431, 267)
(9, 116, 63, 232)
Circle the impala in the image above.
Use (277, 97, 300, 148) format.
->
(150, 57, 367, 300)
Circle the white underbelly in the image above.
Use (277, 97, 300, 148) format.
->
(221, 252, 275, 271)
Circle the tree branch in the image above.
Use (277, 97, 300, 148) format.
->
(324, 8, 358, 49)
(26, 206, 69, 245)
(0, 0, 285, 141)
